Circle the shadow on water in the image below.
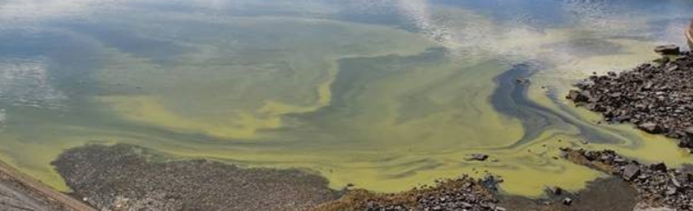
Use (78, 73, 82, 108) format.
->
(491, 63, 634, 149)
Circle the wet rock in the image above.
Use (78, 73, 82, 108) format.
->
(685, 127, 693, 137)
(465, 154, 489, 161)
(654, 45, 680, 55)
(566, 90, 588, 102)
(562, 197, 573, 206)
(650, 163, 667, 172)
(516, 78, 530, 85)
(623, 164, 641, 181)
(678, 138, 693, 149)
(638, 122, 663, 134)
(548, 186, 563, 195)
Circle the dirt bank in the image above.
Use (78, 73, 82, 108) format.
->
(51, 144, 339, 211)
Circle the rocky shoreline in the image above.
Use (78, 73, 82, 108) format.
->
(312, 175, 505, 211)
(561, 148, 693, 210)
(561, 45, 693, 210)
(566, 46, 693, 150)
(42, 143, 659, 211)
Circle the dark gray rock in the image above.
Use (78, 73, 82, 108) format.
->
(654, 45, 680, 55)
(623, 164, 641, 181)
(638, 122, 663, 134)
(466, 154, 489, 161)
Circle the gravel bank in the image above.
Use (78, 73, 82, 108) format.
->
(52, 144, 339, 211)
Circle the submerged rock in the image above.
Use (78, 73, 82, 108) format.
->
(465, 154, 489, 161)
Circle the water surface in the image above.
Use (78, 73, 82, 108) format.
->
(1, 0, 692, 197)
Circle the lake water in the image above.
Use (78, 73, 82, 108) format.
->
(1, 0, 693, 197)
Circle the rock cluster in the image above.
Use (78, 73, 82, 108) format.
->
(566, 47, 693, 150)
(315, 175, 505, 211)
(413, 176, 505, 211)
(563, 148, 693, 210)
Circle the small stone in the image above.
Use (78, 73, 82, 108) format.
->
(465, 154, 489, 161)
(685, 127, 693, 137)
(567, 90, 590, 103)
(665, 186, 677, 195)
(622, 164, 641, 181)
(638, 122, 663, 134)
(679, 138, 693, 148)
(650, 162, 667, 172)
(562, 197, 573, 206)
(548, 186, 563, 195)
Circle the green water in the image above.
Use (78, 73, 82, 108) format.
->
(1, 0, 693, 197)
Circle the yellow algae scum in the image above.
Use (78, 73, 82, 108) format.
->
(0, 2, 690, 198)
